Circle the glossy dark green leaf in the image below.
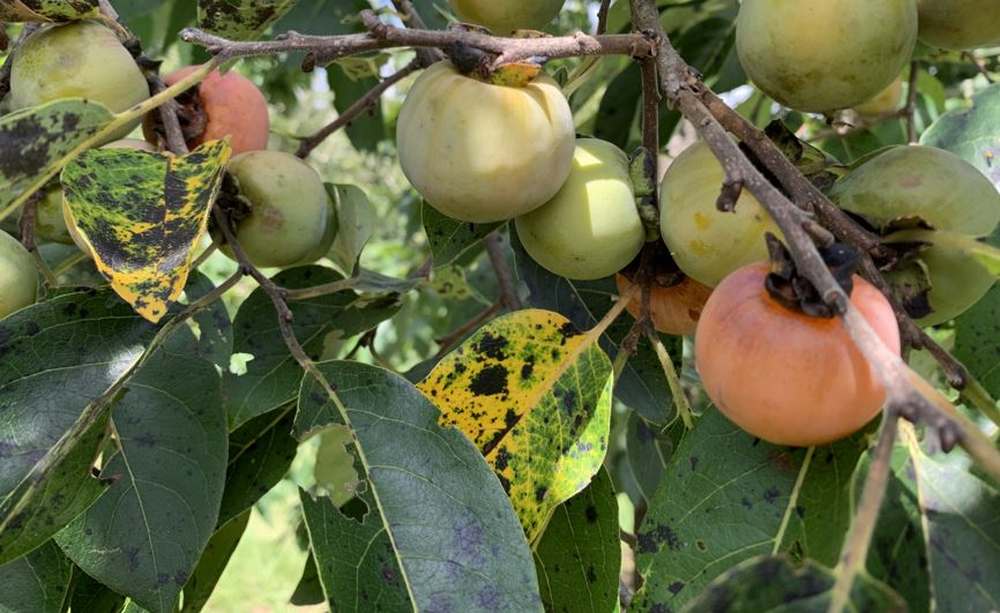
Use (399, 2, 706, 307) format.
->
(423, 202, 503, 269)
(533, 468, 621, 613)
(296, 361, 543, 612)
(180, 509, 251, 613)
(954, 285, 1000, 397)
(176, 271, 233, 371)
(681, 555, 906, 613)
(197, 0, 295, 40)
(328, 63, 385, 153)
(634, 408, 870, 610)
(512, 229, 680, 424)
(327, 184, 376, 273)
(56, 344, 227, 613)
(273, 0, 367, 35)
(625, 411, 675, 503)
(225, 266, 404, 429)
(68, 566, 127, 613)
(289, 554, 324, 606)
(0, 99, 114, 215)
(216, 407, 297, 528)
(0, 540, 73, 613)
(921, 83, 1000, 189)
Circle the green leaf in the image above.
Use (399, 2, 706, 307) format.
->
(296, 361, 544, 612)
(272, 0, 367, 35)
(0, 540, 73, 613)
(326, 184, 375, 273)
(225, 266, 404, 430)
(328, 63, 385, 152)
(634, 408, 870, 610)
(0, 290, 157, 554)
(512, 229, 680, 424)
(954, 285, 1000, 397)
(56, 344, 228, 613)
(533, 467, 621, 613)
(680, 555, 906, 613)
(299, 489, 410, 612)
(68, 566, 127, 613)
(62, 141, 232, 323)
(625, 411, 675, 504)
(422, 202, 503, 269)
(921, 83, 1000, 189)
(0, 99, 114, 217)
(180, 509, 251, 613)
(418, 309, 614, 542)
(897, 429, 1000, 612)
(0, 0, 99, 22)
(216, 407, 297, 528)
(177, 271, 233, 371)
(197, 0, 296, 40)
(289, 554, 324, 606)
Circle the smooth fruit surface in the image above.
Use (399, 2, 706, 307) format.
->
(10, 21, 150, 138)
(831, 145, 1000, 325)
(449, 0, 565, 33)
(224, 151, 335, 269)
(736, 0, 917, 112)
(616, 274, 713, 336)
(32, 188, 73, 244)
(917, 0, 1000, 50)
(397, 61, 575, 223)
(660, 142, 781, 287)
(695, 263, 901, 446)
(853, 78, 904, 117)
(515, 139, 644, 280)
(154, 66, 269, 155)
(0, 230, 38, 319)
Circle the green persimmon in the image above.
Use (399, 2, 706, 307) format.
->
(736, 0, 917, 112)
(0, 230, 37, 319)
(10, 21, 150, 140)
(659, 142, 781, 287)
(853, 78, 904, 117)
(831, 145, 1000, 325)
(396, 61, 575, 224)
(449, 0, 565, 33)
(917, 0, 1000, 50)
(515, 139, 644, 281)
(222, 151, 336, 269)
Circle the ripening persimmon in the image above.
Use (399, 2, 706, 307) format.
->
(736, 0, 917, 112)
(695, 263, 901, 446)
(0, 230, 37, 319)
(916, 0, 1000, 50)
(10, 21, 150, 141)
(144, 66, 269, 155)
(396, 61, 575, 223)
(853, 78, 904, 117)
(221, 151, 336, 269)
(616, 274, 713, 336)
(516, 138, 644, 280)
(449, 0, 565, 33)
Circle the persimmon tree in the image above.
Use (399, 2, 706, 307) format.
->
(0, 1, 999, 612)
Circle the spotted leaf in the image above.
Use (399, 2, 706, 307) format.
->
(61, 140, 232, 323)
(0, 99, 114, 217)
(418, 309, 614, 542)
(198, 0, 296, 40)
(0, 0, 98, 22)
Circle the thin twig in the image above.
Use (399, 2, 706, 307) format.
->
(149, 74, 190, 155)
(485, 232, 521, 311)
(597, 0, 612, 35)
(297, 59, 419, 158)
(905, 61, 920, 144)
(18, 191, 58, 288)
(391, 0, 445, 66)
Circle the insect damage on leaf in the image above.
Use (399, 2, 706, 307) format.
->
(418, 309, 614, 542)
(0, 0, 99, 22)
(62, 140, 232, 323)
(197, 0, 296, 41)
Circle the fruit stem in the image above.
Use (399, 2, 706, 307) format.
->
(648, 329, 693, 430)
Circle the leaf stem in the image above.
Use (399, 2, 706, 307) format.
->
(648, 330, 693, 429)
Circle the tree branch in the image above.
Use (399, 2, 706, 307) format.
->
(485, 233, 522, 311)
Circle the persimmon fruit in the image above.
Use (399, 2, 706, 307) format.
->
(616, 274, 713, 336)
(0, 230, 37, 319)
(695, 263, 901, 446)
(515, 138, 644, 280)
(396, 61, 575, 223)
(736, 0, 917, 112)
(449, 0, 565, 33)
(916, 0, 1000, 50)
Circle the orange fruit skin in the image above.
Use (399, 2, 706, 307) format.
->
(616, 274, 713, 336)
(694, 263, 901, 446)
(155, 66, 269, 155)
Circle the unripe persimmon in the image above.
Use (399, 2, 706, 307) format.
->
(146, 66, 269, 155)
(397, 61, 575, 223)
(853, 78, 904, 117)
(695, 263, 901, 446)
(616, 274, 713, 336)
(449, 0, 565, 33)
(10, 21, 150, 140)
(222, 151, 336, 269)
(0, 230, 37, 319)
(917, 0, 1000, 50)
(515, 139, 644, 280)
(736, 0, 917, 112)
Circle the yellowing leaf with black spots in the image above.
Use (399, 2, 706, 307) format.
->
(198, 0, 296, 40)
(61, 140, 232, 323)
(418, 309, 614, 542)
(0, 0, 99, 22)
